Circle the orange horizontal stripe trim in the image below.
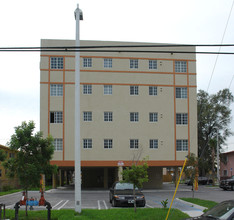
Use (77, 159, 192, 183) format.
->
(40, 54, 196, 62)
(40, 68, 196, 75)
(50, 160, 185, 167)
(40, 82, 75, 85)
(40, 81, 196, 87)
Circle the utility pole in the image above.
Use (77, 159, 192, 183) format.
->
(217, 131, 220, 183)
(74, 4, 83, 213)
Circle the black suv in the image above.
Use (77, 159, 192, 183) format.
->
(220, 176, 234, 191)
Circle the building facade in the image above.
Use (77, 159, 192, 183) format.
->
(220, 151, 234, 179)
(0, 144, 19, 190)
(40, 39, 197, 189)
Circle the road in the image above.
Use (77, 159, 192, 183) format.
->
(0, 183, 233, 216)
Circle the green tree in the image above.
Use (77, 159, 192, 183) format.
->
(122, 159, 148, 212)
(197, 89, 234, 176)
(0, 149, 6, 162)
(184, 153, 198, 197)
(3, 121, 57, 215)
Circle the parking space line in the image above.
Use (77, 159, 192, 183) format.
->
(103, 200, 108, 210)
(57, 200, 69, 210)
(146, 204, 153, 208)
(98, 200, 101, 210)
(53, 200, 64, 209)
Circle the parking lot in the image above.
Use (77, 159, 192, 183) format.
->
(1, 183, 233, 216)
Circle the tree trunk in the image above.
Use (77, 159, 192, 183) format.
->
(25, 189, 28, 216)
(133, 186, 136, 212)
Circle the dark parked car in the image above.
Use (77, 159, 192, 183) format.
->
(109, 182, 145, 207)
(185, 177, 213, 186)
(183, 200, 234, 220)
(220, 176, 234, 191)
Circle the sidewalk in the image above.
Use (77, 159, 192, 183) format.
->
(176, 198, 206, 217)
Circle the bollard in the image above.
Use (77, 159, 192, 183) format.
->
(45, 201, 52, 220)
(14, 202, 20, 220)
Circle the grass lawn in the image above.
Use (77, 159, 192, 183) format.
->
(2, 208, 189, 220)
(0, 186, 52, 196)
(180, 198, 218, 210)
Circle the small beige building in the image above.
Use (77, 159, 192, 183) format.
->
(40, 39, 197, 189)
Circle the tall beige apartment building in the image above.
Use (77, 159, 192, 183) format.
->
(40, 39, 197, 189)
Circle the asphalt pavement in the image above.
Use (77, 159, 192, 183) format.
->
(1, 183, 233, 218)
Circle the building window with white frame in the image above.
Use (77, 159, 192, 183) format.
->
(104, 112, 113, 121)
(50, 57, 64, 69)
(130, 139, 139, 149)
(83, 111, 92, 121)
(104, 58, 112, 68)
(83, 58, 92, 67)
(176, 87, 187, 98)
(176, 113, 188, 125)
(149, 112, 158, 122)
(104, 139, 113, 149)
(150, 139, 158, 149)
(130, 86, 139, 95)
(149, 86, 157, 96)
(50, 84, 63, 96)
(130, 59, 138, 69)
(83, 139, 92, 149)
(53, 138, 63, 151)
(130, 112, 139, 122)
(83, 84, 92, 94)
(104, 85, 112, 95)
(176, 140, 188, 151)
(149, 60, 157, 69)
(175, 61, 187, 73)
(50, 112, 63, 123)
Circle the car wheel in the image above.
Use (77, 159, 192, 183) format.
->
(231, 185, 234, 191)
(139, 201, 145, 207)
(109, 197, 112, 203)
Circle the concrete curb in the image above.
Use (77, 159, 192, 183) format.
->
(176, 198, 207, 217)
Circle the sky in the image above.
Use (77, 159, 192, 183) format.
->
(0, 0, 234, 152)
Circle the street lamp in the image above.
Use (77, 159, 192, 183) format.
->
(74, 4, 83, 214)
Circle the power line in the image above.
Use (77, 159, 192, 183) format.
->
(1, 48, 234, 55)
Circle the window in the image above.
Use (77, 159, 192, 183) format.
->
(149, 60, 157, 69)
(104, 85, 112, 95)
(150, 139, 158, 149)
(176, 113, 188, 125)
(50, 84, 63, 96)
(9, 153, 14, 158)
(149, 86, 157, 96)
(83, 139, 92, 149)
(83, 58, 92, 67)
(175, 61, 187, 73)
(176, 87, 187, 98)
(104, 139, 113, 149)
(53, 139, 63, 151)
(130, 112, 139, 122)
(83, 84, 92, 94)
(223, 170, 228, 176)
(50, 112, 63, 123)
(130, 86, 139, 95)
(130, 59, 138, 69)
(104, 112, 113, 121)
(50, 57, 64, 69)
(83, 112, 92, 121)
(176, 140, 188, 151)
(130, 139, 139, 149)
(149, 113, 158, 122)
(104, 58, 112, 68)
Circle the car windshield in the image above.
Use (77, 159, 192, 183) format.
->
(115, 183, 138, 190)
(203, 201, 234, 219)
